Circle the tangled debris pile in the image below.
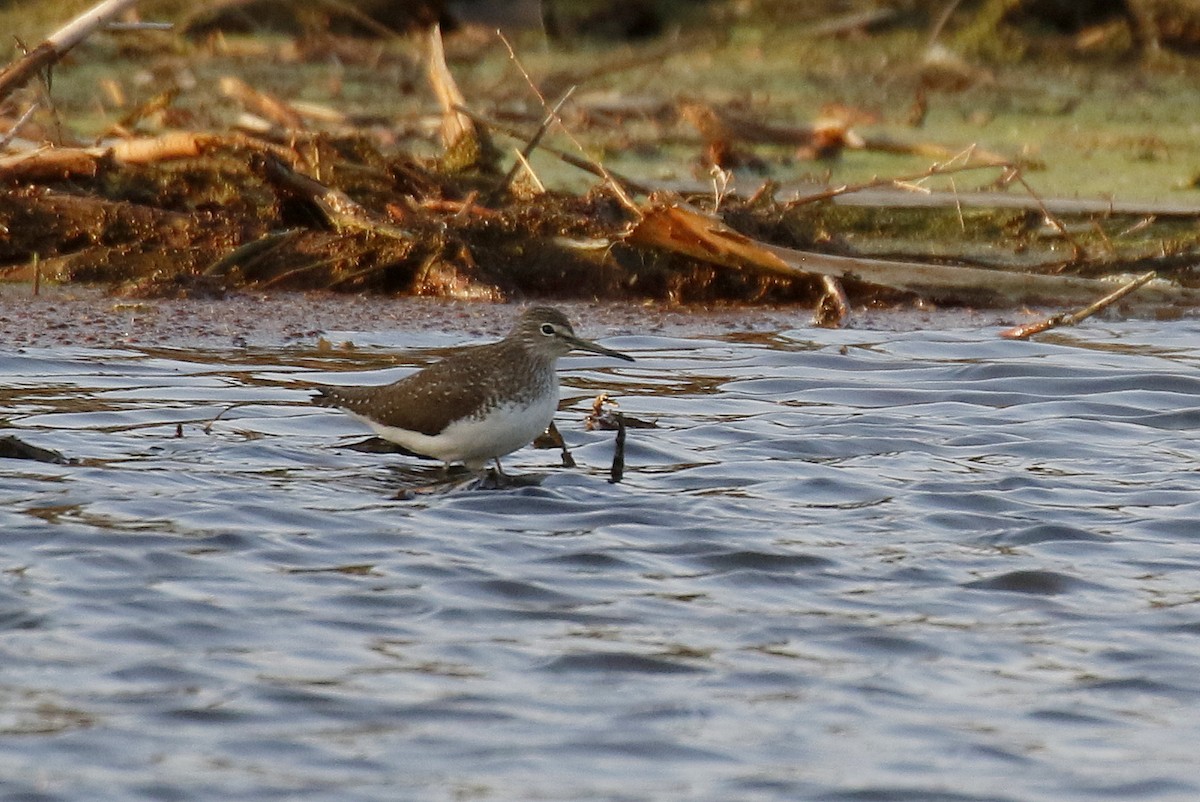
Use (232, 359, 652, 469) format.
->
(2, 0, 1199, 325)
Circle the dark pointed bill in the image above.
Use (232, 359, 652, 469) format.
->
(566, 335, 635, 362)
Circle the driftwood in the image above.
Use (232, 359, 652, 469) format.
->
(0, 133, 210, 181)
(535, 32, 722, 100)
(0, 147, 100, 182)
(109, 131, 209, 163)
(0, 0, 140, 105)
(625, 198, 1197, 308)
(0, 435, 68, 464)
(467, 109, 1195, 303)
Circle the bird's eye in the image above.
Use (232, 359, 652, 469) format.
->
(540, 323, 555, 336)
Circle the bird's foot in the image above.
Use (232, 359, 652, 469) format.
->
(388, 464, 545, 497)
(469, 467, 547, 490)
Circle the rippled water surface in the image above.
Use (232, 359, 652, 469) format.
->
(3, 315, 1200, 802)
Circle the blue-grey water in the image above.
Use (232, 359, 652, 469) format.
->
(2, 315, 1199, 802)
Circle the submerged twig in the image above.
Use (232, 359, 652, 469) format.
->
(813, 275, 850, 328)
(539, 421, 576, 468)
(787, 183, 1200, 219)
(998, 271, 1158, 339)
(104, 87, 179, 138)
(807, 8, 898, 38)
(103, 21, 171, 32)
(202, 401, 257, 434)
(609, 413, 626, 484)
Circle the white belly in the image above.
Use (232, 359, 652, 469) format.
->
(354, 388, 559, 470)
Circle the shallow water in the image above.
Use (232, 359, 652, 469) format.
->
(2, 316, 1200, 802)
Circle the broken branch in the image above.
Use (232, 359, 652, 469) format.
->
(0, 0, 139, 105)
(998, 270, 1158, 339)
(626, 199, 1194, 308)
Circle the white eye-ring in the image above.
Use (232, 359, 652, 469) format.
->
(540, 323, 555, 336)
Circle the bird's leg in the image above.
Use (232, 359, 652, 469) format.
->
(492, 458, 506, 477)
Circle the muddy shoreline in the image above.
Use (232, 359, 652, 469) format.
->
(0, 286, 1040, 350)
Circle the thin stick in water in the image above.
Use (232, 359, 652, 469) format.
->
(609, 413, 626, 484)
(999, 270, 1158, 339)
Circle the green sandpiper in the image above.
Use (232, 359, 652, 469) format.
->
(312, 306, 634, 473)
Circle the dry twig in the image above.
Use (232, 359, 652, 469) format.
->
(497, 32, 639, 215)
(452, 103, 651, 197)
(786, 154, 1008, 208)
(219, 77, 305, 131)
(489, 86, 575, 203)
(0, 0, 139, 105)
(998, 271, 1158, 339)
(0, 133, 210, 181)
(0, 102, 39, 149)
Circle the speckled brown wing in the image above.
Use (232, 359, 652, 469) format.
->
(312, 342, 506, 436)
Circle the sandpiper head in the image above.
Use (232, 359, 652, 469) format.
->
(513, 306, 634, 362)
